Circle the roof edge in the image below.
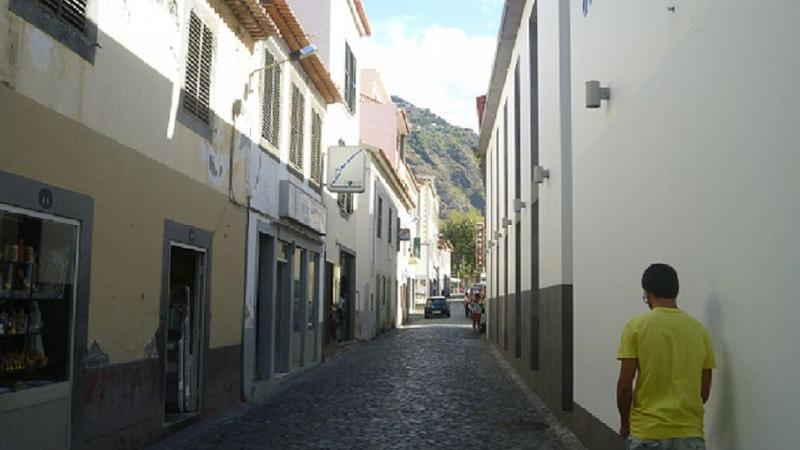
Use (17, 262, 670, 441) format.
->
(477, 0, 527, 155)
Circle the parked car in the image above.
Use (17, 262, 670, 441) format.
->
(424, 297, 450, 319)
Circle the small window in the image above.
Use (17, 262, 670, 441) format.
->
(261, 49, 281, 148)
(376, 197, 383, 239)
(388, 208, 393, 244)
(289, 85, 305, 171)
(310, 111, 322, 184)
(344, 43, 357, 112)
(338, 193, 354, 216)
(10, 0, 97, 62)
(396, 217, 401, 252)
(183, 12, 214, 125)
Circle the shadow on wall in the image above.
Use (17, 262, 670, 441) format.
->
(705, 296, 738, 449)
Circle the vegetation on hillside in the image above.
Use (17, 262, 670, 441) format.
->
(392, 96, 486, 220)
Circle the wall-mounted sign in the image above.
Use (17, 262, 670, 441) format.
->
(326, 146, 366, 193)
(398, 228, 411, 241)
(279, 180, 326, 235)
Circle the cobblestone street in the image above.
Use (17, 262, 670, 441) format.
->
(150, 300, 585, 450)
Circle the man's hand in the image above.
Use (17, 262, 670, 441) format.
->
(618, 421, 630, 439)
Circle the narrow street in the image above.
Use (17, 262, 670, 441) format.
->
(149, 299, 584, 450)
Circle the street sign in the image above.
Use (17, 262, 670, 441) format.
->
(326, 146, 366, 193)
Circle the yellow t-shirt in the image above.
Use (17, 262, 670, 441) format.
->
(617, 307, 716, 440)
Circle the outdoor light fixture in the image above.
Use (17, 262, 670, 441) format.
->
(244, 44, 318, 96)
(585, 80, 610, 108)
(503, 218, 513, 227)
(514, 199, 526, 212)
(494, 231, 502, 240)
(533, 165, 550, 184)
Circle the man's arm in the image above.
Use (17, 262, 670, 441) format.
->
(701, 368, 712, 404)
(616, 358, 638, 438)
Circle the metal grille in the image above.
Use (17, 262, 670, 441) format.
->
(261, 49, 281, 147)
(289, 85, 305, 170)
(183, 12, 213, 124)
(310, 111, 322, 184)
(37, 0, 86, 33)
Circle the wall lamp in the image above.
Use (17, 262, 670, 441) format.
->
(502, 218, 513, 227)
(533, 165, 550, 184)
(514, 199, 527, 212)
(585, 80, 610, 108)
(241, 44, 318, 102)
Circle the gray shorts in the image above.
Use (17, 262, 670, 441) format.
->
(627, 436, 705, 450)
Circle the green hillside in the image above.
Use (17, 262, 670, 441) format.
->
(393, 96, 486, 219)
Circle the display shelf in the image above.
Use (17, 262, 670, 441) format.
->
(0, 331, 43, 338)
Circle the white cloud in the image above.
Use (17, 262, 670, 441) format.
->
(362, 18, 497, 131)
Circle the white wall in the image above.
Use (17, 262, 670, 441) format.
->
(571, 1, 800, 448)
(0, 0, 256, 195)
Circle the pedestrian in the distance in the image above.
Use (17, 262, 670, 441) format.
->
(470, 294, 482, 332)
(616, 263, 716, 450)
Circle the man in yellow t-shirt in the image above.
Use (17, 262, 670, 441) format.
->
(617, 263, 715, 450)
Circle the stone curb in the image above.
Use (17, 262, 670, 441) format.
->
(486, 342, 588, 450)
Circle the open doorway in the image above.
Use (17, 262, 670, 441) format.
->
(164, 244, 206, 424)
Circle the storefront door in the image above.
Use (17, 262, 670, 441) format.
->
(164, 245, 205, 422)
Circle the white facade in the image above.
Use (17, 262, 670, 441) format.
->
(414, 177, 441, 306)
(571, 1, 800, 449)
(288, 0, 370, 340)
(241, 24, 332, 399)
(482, 1, 800, 449)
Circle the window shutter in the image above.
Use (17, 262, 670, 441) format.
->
(349, 51, 357, 111)
(183, 12, 213, 124)
(38, 0, 87, 33)
(261, 49, 281, 147)
(289, 85, 305, 170)
(310, 112, 322, 184)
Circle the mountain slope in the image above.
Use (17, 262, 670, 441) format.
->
(393, 96, 485, 219)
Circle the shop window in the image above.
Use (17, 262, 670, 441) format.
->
(0, 207, 77, 395)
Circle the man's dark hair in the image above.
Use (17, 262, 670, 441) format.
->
(641, 263, 679, 299)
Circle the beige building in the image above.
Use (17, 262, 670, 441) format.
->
(0, 0, 318, 448)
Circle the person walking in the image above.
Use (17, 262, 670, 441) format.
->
(617, 263, 716, 450)
(470, 294, 482, 332)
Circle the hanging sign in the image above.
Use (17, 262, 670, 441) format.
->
(326, 146, 366, 193)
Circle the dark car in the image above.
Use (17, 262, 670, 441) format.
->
(424, 297, 450, 319)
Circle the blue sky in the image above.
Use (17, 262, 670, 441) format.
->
(362, 0, 503, 43)
(360, 0, 504, 131)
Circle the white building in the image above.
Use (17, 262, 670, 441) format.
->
(240, 0, 340, 401)
(288, 0, 370, 348)
(359, 69, 418, 331)
(414, 176, 441, 308)
(482, 1, 800, 449)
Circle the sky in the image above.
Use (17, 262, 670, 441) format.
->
(360, 0, 504, 131)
